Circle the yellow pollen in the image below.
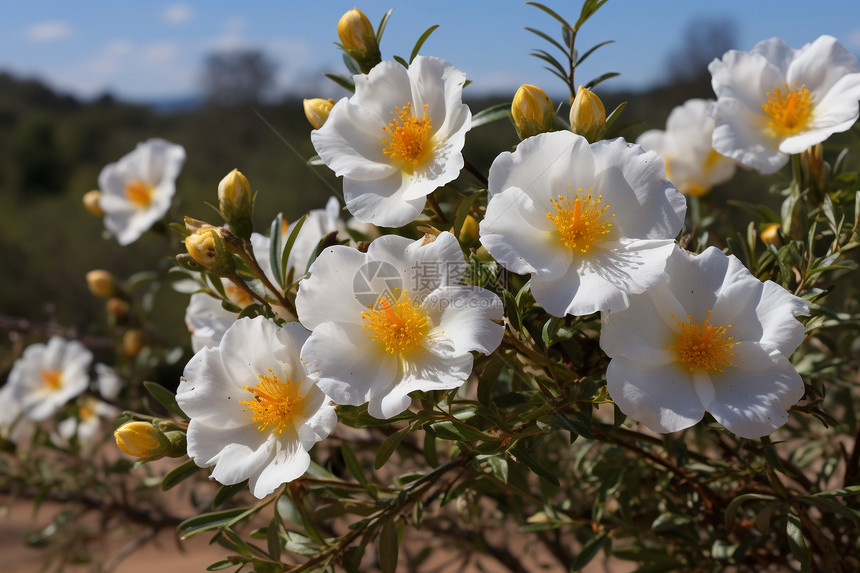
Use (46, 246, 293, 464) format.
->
(762, 83, 813, 138)
(40, 369, 63, 390)
(79, 402, 95, 421)
(240, 370, 303, 434)
(381, 102, 434, 171)
(547, 187, 614, 253)
(668, 311, 739, 372)
(125, 180, 156, 208)
(361, 291, 430, 355)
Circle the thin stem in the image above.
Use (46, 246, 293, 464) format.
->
(427, 192, 449, 224)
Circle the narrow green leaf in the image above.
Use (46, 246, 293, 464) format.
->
(393, 54, 409, 68)
(341, 442, 369, 487)
(162, 459, 202, 491)
(585, 72, 619, 90)
(324, 73, 355, 93)
(307, 154, 325, 166)
(471, 102, 512, 128)
(342, 53, 361, 76)
(526, 2, 572, 29)
(267, 515, 282, 561)
(144, 381, 187, 419)
(576, 40, 614, 67)
(512, 445, 559, 486)
(575, 0, 611, 30)
(423, 432, 439, 468)
(375, 9, 394, 45)
(269, 213, 284, 289)
(570, 534, 608, 571)
(177, 508, 250, 538)
(786, 512, 811, 564)
(524, 26, 568, 56)
(213, 482, 247, 508)
(724, 493, 777, 530)
(280, 214, 307, 285)
(486, 456, 509, 484)
(378, 519, 399, 573)
(409, 25, 439, 63)
(375, 427, 410, 469)
(206, 560, 238, 571)
(530, 50, 568, 76)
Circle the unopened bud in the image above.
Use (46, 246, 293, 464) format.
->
(458, 214, 480, 245)
(83, 190, 104, 217)
(218, 169, 253, 239)
(760, 223, 781, 247)
(107, 297, 129, 319)
(570, 85, 605, 142)
(114, 421, 186, 461)
(122, 329, 146, 358)
(184, 226, 235, 276)
(86, 270, 117, 299)
(802, 143, 829, 195)
(304, 98, 336, 130)
(511, 84, 554, 140)
(337, 7, 381, 73)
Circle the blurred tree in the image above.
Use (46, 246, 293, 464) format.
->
(199, 49, 278, 107)
(665, 17, 738, 84)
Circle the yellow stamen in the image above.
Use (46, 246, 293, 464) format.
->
(240, 370, 303, 434)
(668, 311, 739, 372)
(546, 187, 614, 253)
(762, 83, 813, 138)
(381, 102, 434, 171)
(361, 290, 430, 355)
(40, 369, 63, 390)
(125, 180, 156, 208)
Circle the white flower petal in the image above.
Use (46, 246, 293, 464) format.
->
(297, 245, 370, 329)
(607, 359, 703, 434)
(424, 286, 504, 355)
(344, 171, 427, 226)
(251, 441, 310, 498)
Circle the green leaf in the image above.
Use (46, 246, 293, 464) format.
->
(341, 442, 369, 487)
(324, 73, 355, 93)
(576, 40, 614, 67)
(269, 213, 284, 289)
(378, 519, 399, 573)
(307, 154, 325, 166)
(393, 54, 409, 68)
(524, 26, 568, 56)
(786, 512, 811, 565)
(162, 459, 203, 491)
(570, 534, 608, 571)
(471, 102, 512, 128)
(530, 50, 568, 76)
(526, 2, 572, 29)
(409, 25, 439, 63)
(177, 508, 254, 538)
(143, 381, 187, 419)
(585, 71, 619, 90)
(375, 9, 394, 45)
(280, 213, 307, 285)
(575, 0, 611, 30)
(375, 427, 410, 469)
(206, 560, 238, 571)
(512, 445, 559, 486)
(423, 432, 439, 468)
(724, 493, 777, 530)
(213, 482, 248, 508)
(267, 515, 282, 561)
(541, 316, 562, 349)
(486, 455, 509, 484)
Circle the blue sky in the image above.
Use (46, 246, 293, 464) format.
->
(2, 0, 859, 102)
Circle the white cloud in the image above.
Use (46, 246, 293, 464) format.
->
(26, 21, 72, 42)
(163, 4, 193, 25)
(143, 42, 179, 65)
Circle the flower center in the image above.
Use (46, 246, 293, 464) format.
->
(361, 291, 430, 355)
(125, 180, 155, 208)
(40, 369, 63, 390)
(669, 312, 739, 372)
(381, 102, 434, 171)
(762, 83, 813, 138)
(546, 188, 614, 253)
(240, 370, 303, 434)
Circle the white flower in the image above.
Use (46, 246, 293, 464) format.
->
(6, 337, 92, 421)
(480, 132, 686, 317)
(296, 231, 504, 419)
(709, 35, 860, 174)
(185, 283, 255, 352)
(95, 363, 124, 401)
(637, 99, 736, 197)
(98, 138, 186, 245)
(57, 396, 118, 444)
(311, 56, 471, 227)
(175, 317, 336, 498)
(600, 246, 807, 439)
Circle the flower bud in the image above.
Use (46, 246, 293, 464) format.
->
(458, 214, 480, 245)
(802, 143, 829, 195)
(760, 223, 781, 247)
(337, 8, 381, 73)
(122, 329, 146, 358)
(511, 85, 554, 140)
(83, 190, 104, 217)
(86, 270, 117, 299)
(107, 297, 129, 319)
(184, 226, 235, 276)
(570, 85, 606, 142)
(218, 169, 253, 240)
(303, 98, 336, 130)
(114, 421, 186, 461)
